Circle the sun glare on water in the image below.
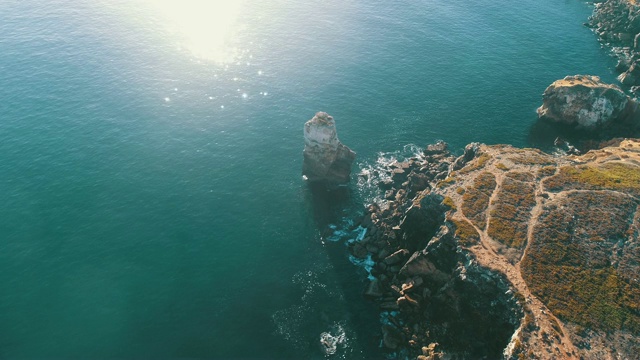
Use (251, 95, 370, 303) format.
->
(145, 0, 245, 63)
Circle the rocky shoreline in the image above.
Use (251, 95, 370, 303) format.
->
(349, 139, 640, 359)
(338, 1, 640, 359)
(589, 0, 640, 88)
(350, 143, 522, 359)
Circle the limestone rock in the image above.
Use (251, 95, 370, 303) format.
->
(537, 75, 633, 129)
(364, 278, 383, 298)
(302, 112, 356, 184)
(423, 140, 448, 156)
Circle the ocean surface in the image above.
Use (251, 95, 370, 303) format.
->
(0, 0, 615, 358)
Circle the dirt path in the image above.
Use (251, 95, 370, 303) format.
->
(454, 168, 579, 359)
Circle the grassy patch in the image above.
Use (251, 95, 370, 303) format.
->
(487, 172, 536, 248)
(537, 165, 556, 178)
(436, 173, 457, 189)
(458, 153, 492, 174)
(521, 191, 640, 333)
(461, 172, 497, 229)
(544, 162, 640, 196)
(505, 171, 534, 183)
(510, 151, 555, 166)
(496, 162, 509, 171)
(443, 196, 456, 210)
(451, 218, 480, 247)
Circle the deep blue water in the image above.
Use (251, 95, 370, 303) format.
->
(0, 0, 615, 358)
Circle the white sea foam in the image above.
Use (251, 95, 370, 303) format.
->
(319, 323, 347, 355)
(348, 254, 375, 280)
(356, 143, 425, 205)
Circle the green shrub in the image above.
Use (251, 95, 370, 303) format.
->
(544, 162, 640, 195)
(487, 173, 536, 248)
(451, 218, 480, 247)
(458, 153, 492, 174)
(521, 191, 640, 333)
(461, 172, 496, 229)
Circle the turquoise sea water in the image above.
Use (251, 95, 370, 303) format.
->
(0, 0, 615, 358)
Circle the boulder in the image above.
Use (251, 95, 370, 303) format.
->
(382, 325, 403, 349)
(399, 251, 443, 280)
(618, 59, 640, 85)
(536, 75, 634, 129)
(302, 112, 356, 184)
(384, 249, 410, 265)
(350, 242, 368, 259)
(364, 278, 383, 298)
(423, 140, 449, 156)
(451, 142, 480, 171)
(399, 192, 447, 250)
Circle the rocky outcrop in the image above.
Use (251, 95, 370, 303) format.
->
(588, 0, 640, 82)
(536, 75, 635, 129)
(589, 0, 640, 49)
(302, 112, 356, 184)
(350, 143, 522, 359)
(352, 140, 640, 359)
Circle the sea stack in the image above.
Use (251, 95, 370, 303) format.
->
(536, 75, 634, 129)
(302, 112, 356, 184)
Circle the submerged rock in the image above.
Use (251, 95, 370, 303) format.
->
(302, 112, 356, 184)
(537, 75, 634, 129)
(319, 326, 346, 355)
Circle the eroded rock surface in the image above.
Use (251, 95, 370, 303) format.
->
(537, 75, 634, 129)
(302, 112, 356, 184)
(352, 143, 521, 359)
(355, 140, 640, 359)
(589, 0, 640, 82)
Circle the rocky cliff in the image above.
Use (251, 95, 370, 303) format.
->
(303, 112, 356, 184)
(338, 3, 640, 358)
(589, 0, 640, 87)
(537, 75, 636, 129)
(354, 140, 640, 359)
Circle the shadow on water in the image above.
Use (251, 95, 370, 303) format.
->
(306, 182, 353, 230)
(300, 181, 384, 359)
(527, 116, 640, 153)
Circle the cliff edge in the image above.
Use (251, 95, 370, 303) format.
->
(355, 140, 640, 359)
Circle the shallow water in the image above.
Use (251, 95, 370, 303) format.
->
(0, 0, 615, 357)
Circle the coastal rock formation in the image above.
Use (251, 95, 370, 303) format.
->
(353, 140, 640, 359)
(302, 112, 356, 184)
(589, 0, 640, 49)
(589, 0, 640, 82)
(536, 75, 634, 129)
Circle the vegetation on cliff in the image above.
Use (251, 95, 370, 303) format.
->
(487, 172, 536, 249)
(521, 191, 640, 333)
(544, 162, 640, 196)
(461, 171, 496, 229)
(436, 140, 640, 359)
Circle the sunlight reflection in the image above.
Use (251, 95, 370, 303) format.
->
(145, 0, 245, 63)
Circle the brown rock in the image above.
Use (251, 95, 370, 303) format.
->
(384, 249, 409, 265)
